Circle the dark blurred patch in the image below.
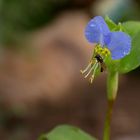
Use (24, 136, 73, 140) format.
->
(0, 0, 94, 45)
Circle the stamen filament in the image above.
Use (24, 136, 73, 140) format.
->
(80, 61, 92, 74)
(90, 62, 98, 83)
(84, 61, 97, 78)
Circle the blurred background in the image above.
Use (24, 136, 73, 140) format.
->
(0, 0, 140, 140)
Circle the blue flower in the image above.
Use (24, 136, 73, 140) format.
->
(85, 16, 131, 60)
(81, 16, 132, 83)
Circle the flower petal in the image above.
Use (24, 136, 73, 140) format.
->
(106, 32, 131, 60)
(85, 16, 110, 46)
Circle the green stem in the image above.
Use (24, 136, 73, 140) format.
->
(103, 100, 114, 140)
(107, 71, 119, 100)
(103, 71, 119, 140)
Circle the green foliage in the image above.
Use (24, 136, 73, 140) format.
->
(122, 21, 140, 36)
(105, 15, 124, 31)
(38, 125, 96, 140)
(105, 16, 117, 30)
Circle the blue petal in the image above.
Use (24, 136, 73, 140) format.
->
(85, 16, 110, 46)
(106, 32, 131, 60)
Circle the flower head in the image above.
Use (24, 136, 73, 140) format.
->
(85, 16, 131, 60)
(81, 16, 132, 83)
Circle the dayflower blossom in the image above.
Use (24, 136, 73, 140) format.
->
(81, 16, 131, 83)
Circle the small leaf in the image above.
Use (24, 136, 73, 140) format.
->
(105, 16, 125, 32)
(105, 16, 117, 30)
(38, 125, 97, 140)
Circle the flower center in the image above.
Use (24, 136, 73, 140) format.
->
(94, 44, 110, 58)
(80, 44, 110, 83)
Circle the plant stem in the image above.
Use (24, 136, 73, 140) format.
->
(107, 71, 119, 101)
(103, 100, 114, 140)
(103, 71, 119, 140)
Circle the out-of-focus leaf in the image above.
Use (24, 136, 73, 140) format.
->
(38, 125, 97, 140)
(122, 21, 140, 36)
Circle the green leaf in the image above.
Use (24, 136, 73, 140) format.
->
(118, 31, 140, 73)
(105, 16, 117, 30)
(122, 21, 140, 37)
(38, 125, 97, 140)
(105, 16, 125, 32)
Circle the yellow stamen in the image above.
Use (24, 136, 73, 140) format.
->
(80, 61, 92, 74)
(84, 63, 96, 78)
(94, 45, 110, 58)
(89, 62, 98, 83)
